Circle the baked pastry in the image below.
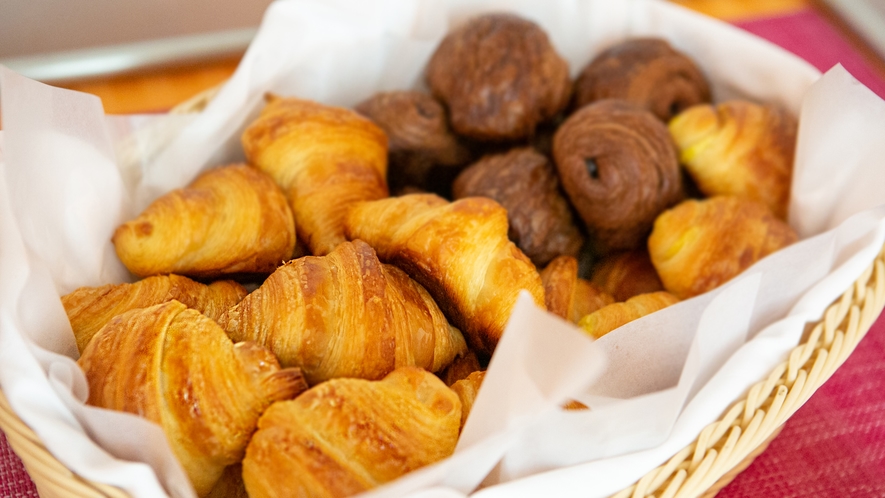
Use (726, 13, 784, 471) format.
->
(578, 291, 680, 339)
(63, 274, 247, 353)
(355, 91, 471, 194)
(669, 101, 797, 219)
(78, 300, 307, 496)
(590, 249, 664, 302)
(242, 367, 461, 498)
(112, 164, 295, 278)
(541, 255, 614, 323)
(426, 13, 571, 141)
(438, 349, 483, 387)
(219, 240, 467, 385)
(344, 194, 546, 358)
(553, 100, 684, 253)
(573, 38, 711, 122)
(648, 196, 798, 299)
(452, 147, 584, 267)
(206, 464, 248, 498)
(450, 370, 486, 430)
(241, 95, 389, 255)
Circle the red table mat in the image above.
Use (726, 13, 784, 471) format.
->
(2, 6, 885, 498)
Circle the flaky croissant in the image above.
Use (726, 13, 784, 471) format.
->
(242, 367, 461, 498)
(590, 249, 664, 302)
(78, 301, 307, 496)
(578, 291, 680, 339)
(220, 240, 467, 385)
(112, 164, 295, 278)
(242, 96, 389, 255)
(669, 101, 797, 219)
(648, 196, 798, 299)
(63, 274, 247, 353)
(344, 194, 546, 358)
(541, 255, 614, 323)
(450, 370, 485, 431)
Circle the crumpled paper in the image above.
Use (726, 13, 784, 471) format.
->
(2, 0, 885, 497)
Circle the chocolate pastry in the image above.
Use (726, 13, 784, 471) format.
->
(573, 38, 711, 122)
(426, 13, 571, 141)
(553, 99, 684, 253)
(355, 91, 471, 194)
(452, 147, 583, 267)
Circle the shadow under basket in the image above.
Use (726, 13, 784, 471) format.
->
(2, 89, 885, 498)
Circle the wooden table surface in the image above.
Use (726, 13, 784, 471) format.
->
(54, 0, 815, 115)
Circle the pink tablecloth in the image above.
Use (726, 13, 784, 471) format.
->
(2, 7, 885, 498)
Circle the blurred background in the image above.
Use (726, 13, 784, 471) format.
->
(1, 0, 885, 112)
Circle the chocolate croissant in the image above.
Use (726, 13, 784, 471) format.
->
(426, 13, 571, 141)
(112, 164, 295, 278)
(452, 147, 584, 267)
(669, 101, 797, 219)
(344, 194, 546, 358)
(242, 367, 461, 498)
(590, 249, 664, 302)
(553, 100, 684, 253)
(648, 196, 798, 299)
(355, 91, 471, 194)
(541, 255, 614, 323)
(63, 274, 247, 353)
(219, 240, 467, 385)
(78, 301, 307, 496)
(573, 38, 711, 122)
(241, 96, 389, 255)
(578, 291, 680, 339)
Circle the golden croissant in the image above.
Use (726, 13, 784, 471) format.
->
(450, 370, 486, 431)
(242, 367, 461, 498)
(78, 300, 307, 496)
(241, 95, 389, 255)
(669, 100, 797, 219)
(220, 239, 467, 385)
(344, 193, 546, 358)
(541, 255, 614, 323)
(648, 196, 798, 300)
(63, 274, 247, 353)
(590, 249, 664, 302)
(112, 164, 295, 278)
(578, 291, 680, 339)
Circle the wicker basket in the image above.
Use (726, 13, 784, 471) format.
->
(2, 88, 885, 497)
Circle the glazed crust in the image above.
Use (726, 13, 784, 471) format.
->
(242, 96, 389, 255)
(450, 370, 486, 431)
(590, 249, 664, 302)
(578, 291, 680, 339)
(553, 100, 684, 253)
(242, 367, 461, 498)
(63, 274, 247, 353)
(219, 240, 467, 385)
(426, 13, 571, 141)
(112, 164, 296, 278)
(573, 38, 711, 122)
(669, 101, 797, 219)
(78, 301, 307, 496)
(452, 147, 584, 267)
(344, 194, 546, 358)
(648, 196, 798, 299)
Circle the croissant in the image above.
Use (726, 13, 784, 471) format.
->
(242, 367, 461, 498)
(220, 240, 467, 385)
(648, 196, 798, 299)
(573, 38, 711, 122)
(62, 274, 247, 353)
(451, 370, 486, 431)
(344, 194, 546, 358)
(590, 249, 664, 302)
(355, 91, 471, 194)
(669, 101, 797, 219)
(452, 147, 584, 267)
(553, 100, 684, 253)
(541, 255, 614, 323)
(112, 164, 295, 278)
(438, 349, 483, 387)
(241, 96, 389, 255)
(578, 291, 680, 339)
(78, 301, 307, 496)
(425, 13, 571, 141)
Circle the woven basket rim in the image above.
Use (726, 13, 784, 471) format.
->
(1, 89, 884, 497)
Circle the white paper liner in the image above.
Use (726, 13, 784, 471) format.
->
(1, 0, 885, 497)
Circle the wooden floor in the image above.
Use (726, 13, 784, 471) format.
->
(57, 0, 811, 114)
